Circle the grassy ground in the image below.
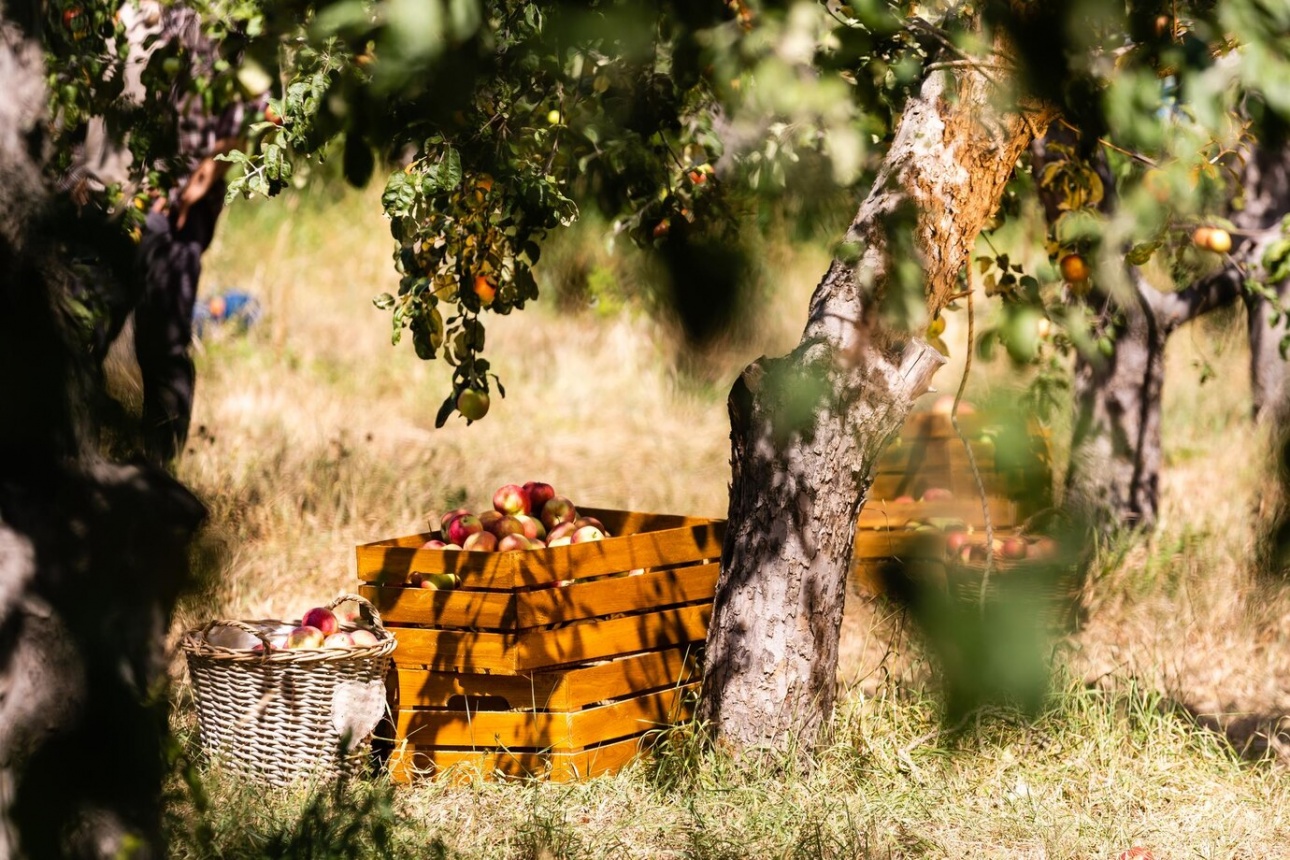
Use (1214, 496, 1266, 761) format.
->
(146, 185, 1290, 858)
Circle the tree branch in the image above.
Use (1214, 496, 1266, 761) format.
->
(1155, 264, 1244, 331)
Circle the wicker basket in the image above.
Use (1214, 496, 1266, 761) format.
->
(182, 593, 397, 785)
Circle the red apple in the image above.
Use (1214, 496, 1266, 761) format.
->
(301, 607, 339, 636)
(418, 572, 460, 589)
(498, 533, 533, 552)
(286, 626, 326, 649)
(547, 536, 573, 548)
(463, 531, 498, 552)
(349, 629, 379, 647)
(323, 632, 355, 648)
(1029, 536, 1059, 559)
(547, 521, 577, 542)
(1000, 536, 1028, 560)
(448, 514, 483, 546)
(893, 495, 916, 504)
(541, 497, 578, 531)
(572, 525, 606, 543)
(478, 509, 505, 534)
(573, 515, 606, 533)
(920, 488, 954, 502)
(944, 532, 971, 554)
(420, 539, 448, 549)
(515, 514, 547, 541)
(439, 507, 471, 534)
(493, 484, 531, 515)
(523, 482, 557, 515)
(494, 515, 527, 538)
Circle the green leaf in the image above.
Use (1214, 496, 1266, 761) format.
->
(434, 395, 456, 429)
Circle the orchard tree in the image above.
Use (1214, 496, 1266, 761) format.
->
(10, 14, 1290, 859)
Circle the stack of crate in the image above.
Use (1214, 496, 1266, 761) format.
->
(852, 410, 1053, 594)
(356, 509, 724, 782)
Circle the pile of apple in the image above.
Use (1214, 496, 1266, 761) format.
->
(427, 482, 611, 554)
(903, 517, 1059, 563)
(213, 606, 383, 652)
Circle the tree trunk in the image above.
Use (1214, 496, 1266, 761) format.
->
(1234, 144, 1290, 423)
(1064, 267, 1242, 534)
(0, 16, 204, 858)
(699, 51, 1056, 754)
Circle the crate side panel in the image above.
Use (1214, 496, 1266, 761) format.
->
(395, 684, 696, 750)
(395, 645, 703, 711)
(515, 563, 718, 628)
(359, 584, 516, 630)
(515, 603, 711, 671)
(356, 544, 520, 588)
(388, 627, 517, 673)
(387, 734, 644, 783)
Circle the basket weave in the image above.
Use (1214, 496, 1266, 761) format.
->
(182, 593, 397, 785)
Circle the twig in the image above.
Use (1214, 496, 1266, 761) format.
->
(924, 60, 1013, 74)
(1057, 118, 1158, 167)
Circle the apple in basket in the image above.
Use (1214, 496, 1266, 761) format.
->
(301, 606, 339, 635)
(285, 626, 326, 649)
(349, 629, 380, 647)
(323, 631, 355, 648)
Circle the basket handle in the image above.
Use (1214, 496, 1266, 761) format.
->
(327, 592, 387, 634)
(199, 619, 273, 653)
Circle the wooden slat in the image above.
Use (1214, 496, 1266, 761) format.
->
(395, 684, 697, 750)
(387, 733, 647, 783)
(875, 439, 998, 474)
(870, 470, 1008, 504)
(355, 508, 725, 589)
(358, 584, 515, 629)
(514, 564, 719, 629)
(387, 627, 517, 673)
(856, 496, 1018, 530)
(515, 603, 711, 671)
(394, 645, 703, 711)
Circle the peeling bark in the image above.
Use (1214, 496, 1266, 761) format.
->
(699, 49, 1056, 755)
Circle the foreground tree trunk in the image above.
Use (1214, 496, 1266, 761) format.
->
(0, 15, 203, 857)
(699, 51, 1057, 753)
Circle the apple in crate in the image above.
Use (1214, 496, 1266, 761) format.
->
(301, 607, 339, 636)
(547, 521, 577, 543)
(541, 497, 577, 531)
(498, 533, 536, 552)
(572, 525, 606, 543)
(286, 626, 326, 649)
(439, 507, 471, 534)
(350, 629, 380, 647)
(524, 482, 557, 515)
(920, 488, 953, 502)
(515, 514, 547, 541)
(447, 514, 483, 546)
(573, 515, 607, 534)
(410, 572, 461, 589)
(479, 510, 504, 534)
(421, 539, 448, 549)
(494, 516, 527, 538)
(323, 631, 355, 648)
(463, 531, 498, 552)
(493, 484, 531, 515)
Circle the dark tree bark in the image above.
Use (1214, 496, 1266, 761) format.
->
(1233, 145, 1290, 423)
(0, 13, 204, 858)
(1064, 267, 1242, 534)
(699, 50, 1057, 754)
(1032, 132, 1243, 534)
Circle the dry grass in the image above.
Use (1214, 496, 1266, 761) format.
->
(159, 185, 1290, 858)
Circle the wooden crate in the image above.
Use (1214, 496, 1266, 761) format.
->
(356, 508, 724, 781)
(853, 412, 1052, 595)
